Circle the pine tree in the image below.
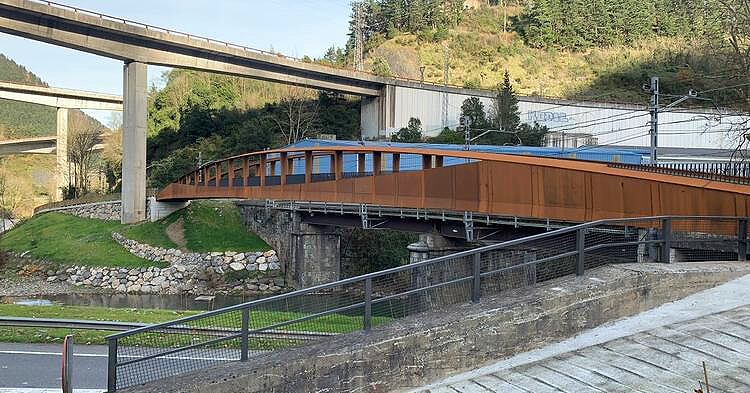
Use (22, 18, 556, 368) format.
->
(493, 70, 520, 132)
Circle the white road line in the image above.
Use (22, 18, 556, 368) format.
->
(0, 350, 236, 362)
(0, 389, 102, 393)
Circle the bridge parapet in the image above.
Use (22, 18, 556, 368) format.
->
(160, 145, 750, 223)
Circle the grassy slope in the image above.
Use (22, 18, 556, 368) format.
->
(0, 201, 269, 267)
(0, 213, 164, 268)
(367, 6, 720, 104)
(182, 200, 270, 252)
(0, 304, 387, 345)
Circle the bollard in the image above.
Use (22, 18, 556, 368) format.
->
(61, 335, 73, 393)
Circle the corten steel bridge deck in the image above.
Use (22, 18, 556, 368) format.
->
(105, 215, 749, 391)
(159, 145, 750, 224)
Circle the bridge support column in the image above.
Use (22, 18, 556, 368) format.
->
(121, 61, 148, 224)
(55, 107, 68, 201)
(360, 84, 396, 140)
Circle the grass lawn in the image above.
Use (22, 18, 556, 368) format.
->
(182, 201, 269, 252)
(0, 200, 269, 268)
(0, 213, 164, 268)
(0, 304, 389, 347)
(121, 213, 180, 249)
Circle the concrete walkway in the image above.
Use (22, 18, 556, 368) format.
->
(415, 273, 750, 393)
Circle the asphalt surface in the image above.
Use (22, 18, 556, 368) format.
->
(0, 342, 106, 391)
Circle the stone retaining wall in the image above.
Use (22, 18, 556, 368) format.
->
(57, 200, 122, 221)
(42, 234, 287, 295)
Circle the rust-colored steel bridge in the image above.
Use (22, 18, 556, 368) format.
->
(159, 146, 750, 223)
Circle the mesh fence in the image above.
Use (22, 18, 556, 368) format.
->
(107, 216, 748, 391)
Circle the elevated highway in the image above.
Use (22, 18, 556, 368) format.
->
(159, 145, 750, 224)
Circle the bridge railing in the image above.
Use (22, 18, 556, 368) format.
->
(609, 162, 750, 185)
(104, 215, 748, 391)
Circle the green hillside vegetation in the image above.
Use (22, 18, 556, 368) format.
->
(358, 1, 748, 110)
(146, 69, 360, 188)
(0, 200, 268, 267)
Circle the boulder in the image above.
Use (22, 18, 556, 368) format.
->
(229, 262, 245, 271)
(263, 250, 276, 257)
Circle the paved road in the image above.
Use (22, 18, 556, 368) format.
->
(0, 342, 106, 392)
(417, 274, 750, 393)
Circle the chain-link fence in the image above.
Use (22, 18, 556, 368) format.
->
(105, 215, 749, 392)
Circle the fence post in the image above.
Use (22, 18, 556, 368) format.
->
(576, 228, 586, 275)
(240, 308, 249, 361)
(472, 252, 481, 302)
(661, 217, 672, 264)
(364, 278, 372, 331)
(106, 338, 117, 393)
(738, 218, 748, 262)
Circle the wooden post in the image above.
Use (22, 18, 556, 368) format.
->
(358, 153, 366, 173)
(280, 152, 288, 185)
(305, 151, 313, 183)
(334, 151, 344, 180)
(393, 153, 400, 173)
(422, 154, 432, 170)
(259, 154, 267, 187)
(269, 160, 277, 177)
(373, 152, 382, 175)
(214, 163, 220, 187)
(242, 157, 249, 186)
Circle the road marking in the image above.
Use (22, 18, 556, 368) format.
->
(0, 350, 236, 362)
(0, 389, 102, 393)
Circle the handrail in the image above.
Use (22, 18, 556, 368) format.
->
(105, 215, 748, 391)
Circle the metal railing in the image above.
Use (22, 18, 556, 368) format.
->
(609, 162, 750, 185)
(105, 215, 748, 391)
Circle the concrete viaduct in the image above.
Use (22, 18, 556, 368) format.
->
(0, 0, 528, 223)
(0, 80, 121, 198)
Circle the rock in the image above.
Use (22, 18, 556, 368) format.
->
(225, 251, 237, 257)
(233, 253, 246, 262)
(267, 255, 279, 264)
(127, 284, 141, 293)
(246, 263, 258, 271)
(258, 263, 268, 271)
(46, 276, 57, 282)
(175, 265, 186, 273)
(259, 284, 269, 291)
(229, 262, 245, 271)
(263, 250, 276, 257)
(255, 256, 266, 265)
(269, 262, 281, 270)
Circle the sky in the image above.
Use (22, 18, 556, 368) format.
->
(0, 0, 352, 124)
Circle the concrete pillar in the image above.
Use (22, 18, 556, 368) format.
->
(360, 85, 395, 140)
(55, 107, 68, 201)
(408, 232, 471, 311)
(121, 61, 148, 224)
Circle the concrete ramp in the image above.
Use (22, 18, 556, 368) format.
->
(417, 273, 750, 393)
(122, 262, 750, 393)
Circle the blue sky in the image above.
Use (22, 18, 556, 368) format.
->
(1, 0, 352, 95)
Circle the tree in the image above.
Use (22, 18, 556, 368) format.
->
(429, 127, 465, 144)
(0, 163, 21, 232)
(492, 70, 520, 133)
(271, 85, 320, 145)
(516, 122, 549, 147)
(67, 129, 100, 198)
(460, 97, 488, 130)
(391, 117, 423, 143)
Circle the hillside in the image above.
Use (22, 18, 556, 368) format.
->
(0, 54, 56, 138)
(0, 54, 110, 217)
(361, 4, 746, 109)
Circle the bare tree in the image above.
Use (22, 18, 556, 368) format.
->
(68, 129, 100, 198)
(271, 85, 319, 145)
(0, 164, 22, 232)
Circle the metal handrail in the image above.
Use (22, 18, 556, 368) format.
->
(108, 214, 744, 340)
(609, 162, 750, 185)
(106, 215, 748, 391)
